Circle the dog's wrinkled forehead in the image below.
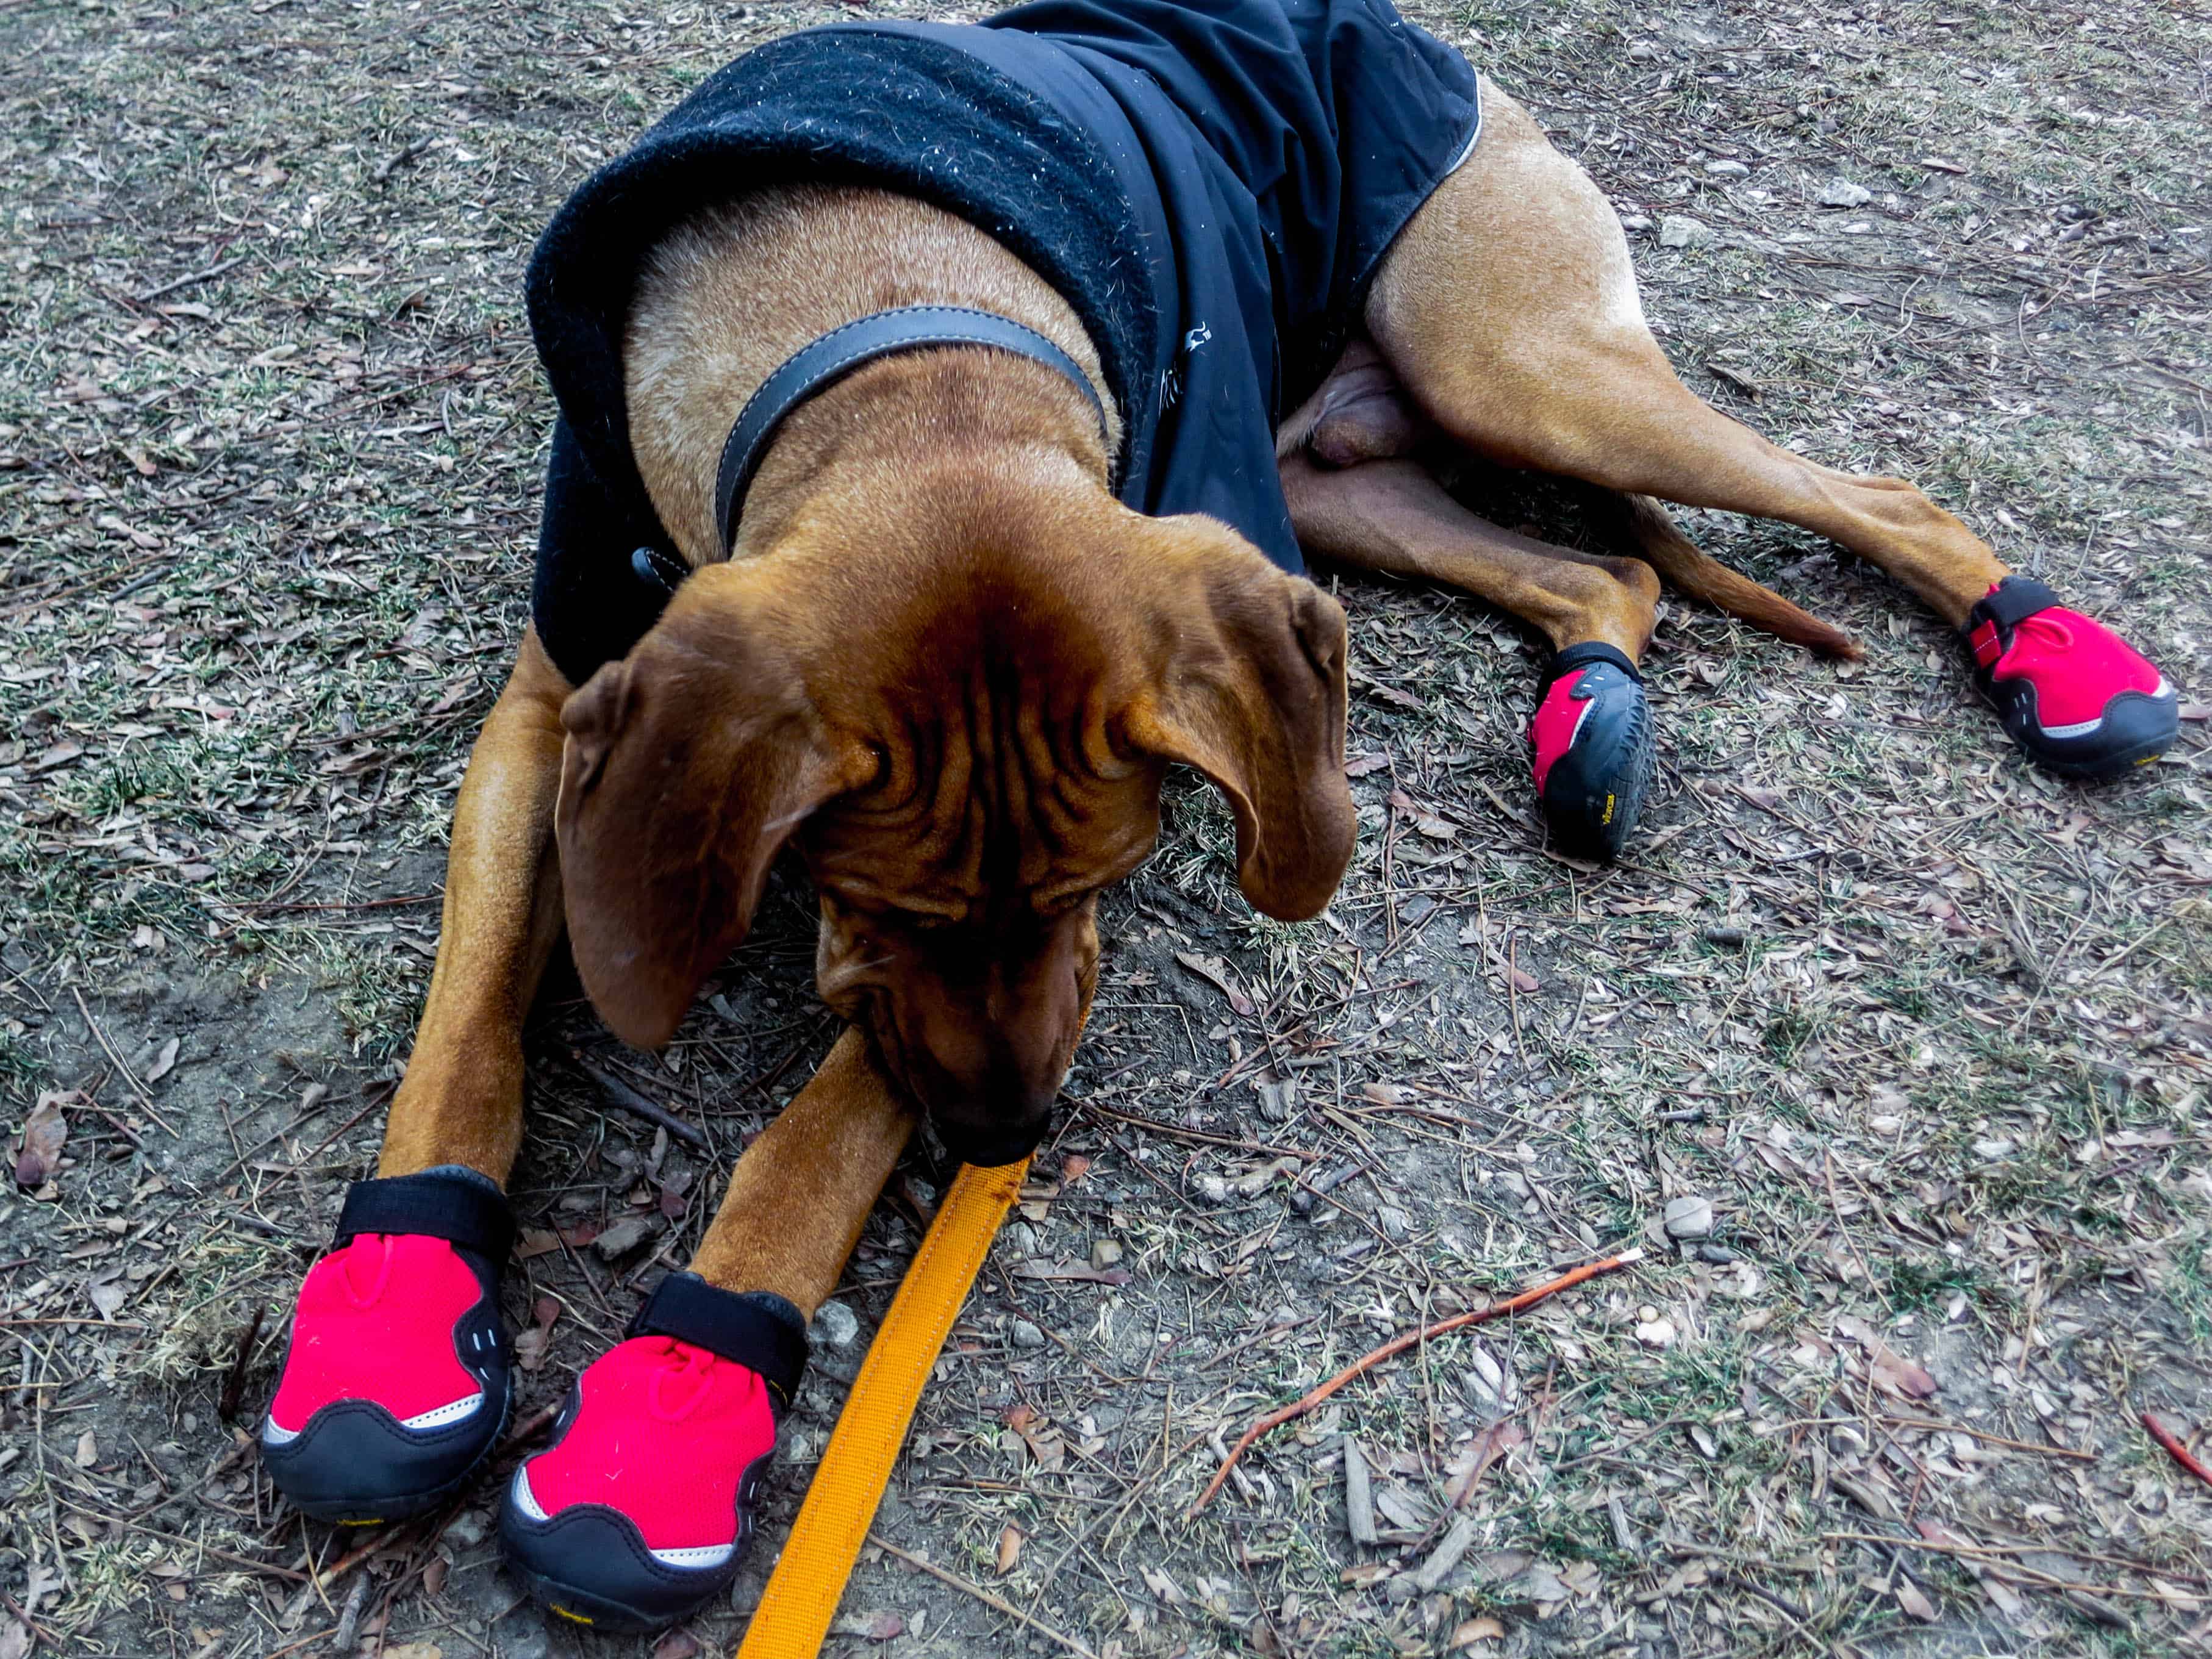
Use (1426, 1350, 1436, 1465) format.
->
(802, 656, 1162, 926)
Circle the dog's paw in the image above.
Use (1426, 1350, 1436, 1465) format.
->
(1530, 642, 1653, 861)
(1964, 577, 2178, 779)
(260, 1172, 514, 1525)
(501, 1275, 803, 1632)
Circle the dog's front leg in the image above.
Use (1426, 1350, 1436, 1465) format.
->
(498, 1028, 919, 1625)
(687, 1027, 918, 1316)
(259, 628, 571, 1525)
(378, 626, 572, 1183)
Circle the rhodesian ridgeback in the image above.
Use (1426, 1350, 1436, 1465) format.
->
(254, 0, 2175, 1629)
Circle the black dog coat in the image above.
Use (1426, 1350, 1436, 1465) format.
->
(526, 0, 1481, 686)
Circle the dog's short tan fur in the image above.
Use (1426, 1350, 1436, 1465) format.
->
(376, 77, 2010, 1318)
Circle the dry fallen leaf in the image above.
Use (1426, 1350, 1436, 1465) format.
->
(15, 1092, 70, 1189)
(74, 1430, 99, 1469)
(826, 1611, 904, 1641)
(0, 1619, 30, 1659)
(514, 1296, 560, 1373)
(1835, 1314, 1938, 1400)
(1448, 1615, 1506, 1650)
(1443, 1421, 1525, 1508)
(651, 1631, 704, 1659)
(1173, 951, 1256, 1017)
(1896, 1580, 1938, 1621)
(1388, 789, 1459, 840)
(88, 1271, 128, 1320)
(143, 1035, 181, 1084)
(996, 1525, 1024, 1575)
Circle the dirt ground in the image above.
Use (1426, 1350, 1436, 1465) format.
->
(4, 0, 2211, 1655)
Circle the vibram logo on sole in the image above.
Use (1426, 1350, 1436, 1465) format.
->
(1600, 794, 1616, 825)
(551, 1605, 595, 1625)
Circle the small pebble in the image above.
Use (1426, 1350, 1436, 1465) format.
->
(1658, 214, 1712, 248)
(445, 1510, 492, 1549)
(1089, 1239, 1123, 1270)
(1634, 1317, 1677, 1350)
(812, 1300, 859, 1349)
(1663, 1196, 1714, 1241)
(1697, 1243, 1738, 1266)
(1195, 1174, 1231, 1205)
(1011, 1319, 1047, 1349)
(1703, 923, 1746, 947)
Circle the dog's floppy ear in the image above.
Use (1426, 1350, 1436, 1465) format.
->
(555, 573, 868, 1048)
(1124, 522, 1356, 921)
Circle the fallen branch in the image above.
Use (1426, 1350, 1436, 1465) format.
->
(1190, 1246, 1643, 1514)
(2142, 1410, 2212, 1489)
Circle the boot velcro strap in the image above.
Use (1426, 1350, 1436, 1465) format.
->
(629, 1272, 809, 1416)
(1547, 640, 1640, 684)
(1965, 576, 2061, 639)
(334, 1173, 516, 1264)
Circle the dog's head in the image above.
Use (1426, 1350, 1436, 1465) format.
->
(554, 474, 1353, 1163)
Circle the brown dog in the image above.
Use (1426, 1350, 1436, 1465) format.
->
(387, 85, 2035, 1238)
(261, 17, 2175, 1629)
(400, 88, 2040, 1339)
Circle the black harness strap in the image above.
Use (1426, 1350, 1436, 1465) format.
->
(334, 1173, 517, 1264)
(629, 1272, 811, 1417)
(712, 304, 1110, 555)
(1964, 576, 2060, 639)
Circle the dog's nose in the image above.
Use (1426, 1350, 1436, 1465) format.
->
(922, 1059, 1059, 1167)
(932, 1109, 1051, 1168)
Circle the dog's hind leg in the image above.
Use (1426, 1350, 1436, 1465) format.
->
(1365, 81, 2177, 776)
(1367, 84, 2007, 626)
(1282, 443, 1659, 859)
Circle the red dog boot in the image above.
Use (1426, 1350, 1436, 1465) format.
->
(1964, 577, 2177, 778)
(261, 1170, 515, 1524)
(501, 1273, 807, 1631)
(1530, 642, 1654, 861)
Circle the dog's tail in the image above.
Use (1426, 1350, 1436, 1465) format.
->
(1620, 493, 1861, 659)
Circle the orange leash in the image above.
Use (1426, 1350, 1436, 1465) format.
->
(735, 1159, 1027, 1658)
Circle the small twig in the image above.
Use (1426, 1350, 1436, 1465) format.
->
(871, 1534, 1100, 1658)
(1886, 1417, 2095, 1462)
(70, 987, 179, 1133)
(1822, 1532, 2182, 1603)
(332, 1571, 370, 1651)
(137, 254, 245, 303)
(371, 138, 431, 184)
(570, 1052, 710, 1150)
(60, 1503, 307, 1582)
(1190, 1246, 1644, 1514)
(2142, 1411, 2212, 1489)
(312, 1525, 395, 1593)
(217, 1305, 267, 1423)
(1723, 1572, 1811, 1623)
